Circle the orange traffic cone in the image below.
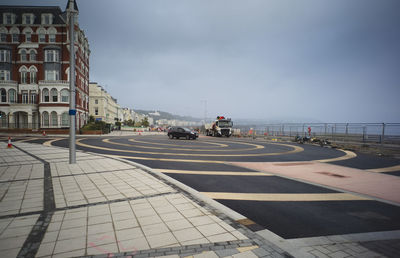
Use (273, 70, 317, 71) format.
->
(7, 137, 12, 148)
(42, 131, 46, 136)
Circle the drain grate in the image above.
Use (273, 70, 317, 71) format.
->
(315, 171, 349, 178)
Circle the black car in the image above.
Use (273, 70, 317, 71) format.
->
(168, 127, 198, 140)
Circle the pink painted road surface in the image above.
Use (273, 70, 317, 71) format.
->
(230, 161, 400, 204)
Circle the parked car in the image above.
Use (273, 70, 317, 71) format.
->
(168, 127, 198, 140)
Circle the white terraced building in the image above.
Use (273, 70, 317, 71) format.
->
(0, 0, 90, 130)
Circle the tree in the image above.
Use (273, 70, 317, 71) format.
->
(89, 115, 95, 123)
(141, 117, 149, 127)
(123, 119, 134, 126)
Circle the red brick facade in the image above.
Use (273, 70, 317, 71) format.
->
(0, 1, 90, 129)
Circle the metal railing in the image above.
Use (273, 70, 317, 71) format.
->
(235, 123, 400, 145)
(38, 80, 69, 85)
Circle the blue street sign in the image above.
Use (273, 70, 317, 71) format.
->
(69, 109, 76, 115)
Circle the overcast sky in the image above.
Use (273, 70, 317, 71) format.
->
(6, 0, 400, 122)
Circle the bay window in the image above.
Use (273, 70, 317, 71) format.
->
(45, 70, 59, 81)
(45, 50, 59, 62)
(0, 70, 10, 81)
(0, 50, 10, 62)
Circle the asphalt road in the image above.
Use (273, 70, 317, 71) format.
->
(7, 134, 400, 239)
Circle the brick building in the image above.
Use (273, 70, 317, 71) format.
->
(0, 0, 89, 130)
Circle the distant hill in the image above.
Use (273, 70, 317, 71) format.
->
(134, 109, 202, 123)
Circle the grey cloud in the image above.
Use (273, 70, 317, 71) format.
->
(5, 0, 400, 122)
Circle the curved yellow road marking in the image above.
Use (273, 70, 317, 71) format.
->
(103, 154, 227, 163)
(77, 138, 303, 157)
(104, 138, 265, 152)
(314, 149, 357, 163)
(43, 137, 399, 173)
(43, 138, 64, 147)
(366, 165, 400, 173)
(41, 138, 224, 163)
(129, 138, 229, 148)
(201, 192, 371, 201)
(154, 169, 272, 176)
(15, 137, 40, 143)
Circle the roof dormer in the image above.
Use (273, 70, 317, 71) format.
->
(22, 13, 35, 25)
(41, 13, 54, 25)
(3, 13, 16, 25)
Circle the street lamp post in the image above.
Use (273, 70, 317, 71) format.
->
(68, 0, 77, 164)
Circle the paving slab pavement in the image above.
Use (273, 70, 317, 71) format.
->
(0, 141, 399, 257)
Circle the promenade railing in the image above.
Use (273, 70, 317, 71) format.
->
(235, 123, 400, 145)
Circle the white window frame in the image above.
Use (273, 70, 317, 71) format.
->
(49, 33, 56, 43)
(45, 50, 59, 62)
(0, 89, 6, 102)
(0, 33, 6, 43)
(3, 13, 15, 25)
(22, 90, 28, 104)
(30, 90, 37, 104)
(25, 31, 32, 42)
(61, 112, 69, 126)
(8, 89, 16, 103)
(20, 49, 27, 61)
(0, 70, 10, 81)
(12, 33, 19, 43)
(51, 111, 58, 126)
(42, 112, 49, 127)
(61, 89, 69, 102)
(30, 70, 36, 83)
(21, 70, 27, 84)
(45, 70, 60, 81)
(39, 33, 46, 43)
(23, 14, 34, 25)
(0, 50, 10, 62)
(41, 14, 53, 25)
(42, 89, 49, 102)
(29, 50, 36, 61)
(51, 88, 58, 102)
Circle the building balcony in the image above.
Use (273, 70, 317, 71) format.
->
(39, 80, 69, 87)
(0, 80, 18, 87)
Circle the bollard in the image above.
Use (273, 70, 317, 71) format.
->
(7, 137, 12, 148)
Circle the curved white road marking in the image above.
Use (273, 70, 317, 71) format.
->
(201, 192, 371, 201)
(129, 138, 229, 148)
(154, 169, 272, 176)
(124, 138, 265, 152)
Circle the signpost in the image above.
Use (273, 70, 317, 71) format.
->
(68, 0, 77, 164)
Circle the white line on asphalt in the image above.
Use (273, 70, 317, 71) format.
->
(154, 169, 273, 176)
(201, 192, 371, 201)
